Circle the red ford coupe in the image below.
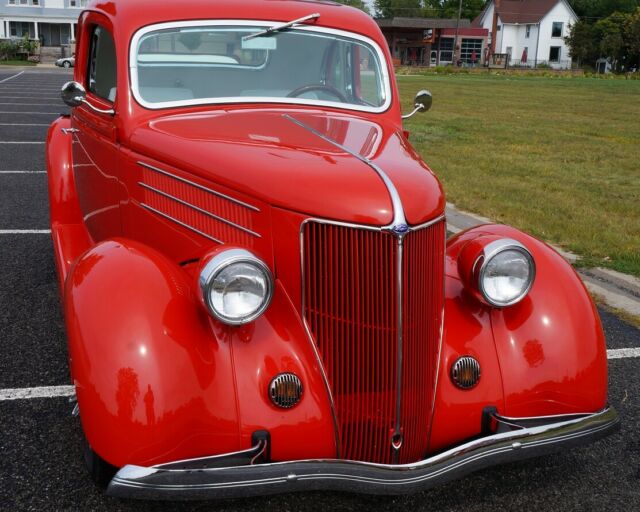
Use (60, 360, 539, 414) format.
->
(46, 0, 619, 500)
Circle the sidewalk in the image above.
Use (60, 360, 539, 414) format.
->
(445, 203, 640, 321)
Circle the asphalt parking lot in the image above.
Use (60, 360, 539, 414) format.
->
(0, 70, 639, 511)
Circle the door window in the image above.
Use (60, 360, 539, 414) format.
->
(87, 26, 116, 102)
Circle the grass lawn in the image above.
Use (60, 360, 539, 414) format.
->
(0, 60, 37, 66)
(398, 74, 640, 277)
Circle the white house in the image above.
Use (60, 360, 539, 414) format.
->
(474, 0, 578, 69)
(0, 0, 87, 47)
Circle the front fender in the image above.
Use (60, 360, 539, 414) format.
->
(47, 117, 93, 293)
(478, 225, 607, 416)
(429, 224, 607, 452)
(65, 238, 336, 468)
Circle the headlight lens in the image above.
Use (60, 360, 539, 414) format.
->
(199, 249, 273, 325)
(478, 240, 535, 307)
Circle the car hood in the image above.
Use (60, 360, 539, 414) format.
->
(128, 109, 444, 226)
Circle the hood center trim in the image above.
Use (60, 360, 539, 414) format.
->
(282, 114, 407, 234)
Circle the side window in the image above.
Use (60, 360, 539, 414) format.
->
(87, 26, 117, 102)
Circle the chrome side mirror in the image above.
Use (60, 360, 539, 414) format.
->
(402, 90, 433, 120)
(61, 81, 86, 107)
(61, 81, 115, 115)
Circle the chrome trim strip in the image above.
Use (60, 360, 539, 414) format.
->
(392, 236, 404, 462)
(283, 114, 407, 231)
(138, 182, 261, 238)
(129, 20, 392, 114)
(106, 407, 619, 499)
(153, 441, 266, 471)
(137, 161, 260, 212)
(140, 203, 224, 244)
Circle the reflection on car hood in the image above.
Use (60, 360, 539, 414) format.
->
(129, 109, 444, 226)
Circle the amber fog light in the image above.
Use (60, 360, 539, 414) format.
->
(269, 373, 303, 409)
(451, 356, 481, 389)
(199, 248, 273, 326)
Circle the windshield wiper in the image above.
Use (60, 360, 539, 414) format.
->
(242, 13, 320, 41)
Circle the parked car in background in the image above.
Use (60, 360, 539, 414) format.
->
(55, 56, 75, 68)
(47, 0, 619, 500)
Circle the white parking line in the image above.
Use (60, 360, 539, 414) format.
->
(0, 97, 61, 100)
(0, 385, 74, 401)
(0, 111, 61, 115)
(0, 103, 61, 106)
(0, 348, 637, 402)
(0, 170, 46, 174)
(0, 71, 24, 84)
(607, 347, 640, 359)
(0, 230, 51, 234)
(0, 87, 63, 91)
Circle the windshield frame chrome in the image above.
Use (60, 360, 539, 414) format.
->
(129, 20, 392, 113)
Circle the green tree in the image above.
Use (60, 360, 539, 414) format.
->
(569, 0, 638, 19)
(624, 7, 640, 67)
(594, 12, 628, 68)
(374, 0, 423, 18)
(334, 0, 370, 14)
(438, 0, 486, 20)
(564, 19, 598, 66)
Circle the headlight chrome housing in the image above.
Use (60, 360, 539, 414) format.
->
(476, 239, 536, 307)
(199, 248, 274, 325)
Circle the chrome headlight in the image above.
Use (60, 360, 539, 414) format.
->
(478, 239, 535, 307)
(199, 249, 273, 325)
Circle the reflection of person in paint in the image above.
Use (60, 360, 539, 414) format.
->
(471, 50, 477, 67)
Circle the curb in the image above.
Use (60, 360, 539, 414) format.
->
(445, 203, 640, 322)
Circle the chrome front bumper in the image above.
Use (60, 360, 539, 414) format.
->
(107, 406, 619, 500)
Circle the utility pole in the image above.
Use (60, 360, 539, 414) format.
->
(453, 0, 463, 66)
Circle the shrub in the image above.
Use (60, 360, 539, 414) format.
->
(0, 40, 18, 61)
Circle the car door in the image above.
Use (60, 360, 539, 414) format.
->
(71, 21, 122, 242)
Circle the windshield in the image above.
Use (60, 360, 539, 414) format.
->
(131, 22, 390, 112)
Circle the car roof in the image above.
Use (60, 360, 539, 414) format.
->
(86, 0, 381, 43)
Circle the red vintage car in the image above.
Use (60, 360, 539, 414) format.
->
(47, 0, 618, 500)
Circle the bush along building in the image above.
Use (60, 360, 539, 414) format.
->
(474, 0, 578, 69)
(0, 0, 85, 63)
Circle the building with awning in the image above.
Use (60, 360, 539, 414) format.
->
(376, 17, 489, 67)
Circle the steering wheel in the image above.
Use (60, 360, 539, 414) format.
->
(287, 84, 347, 102)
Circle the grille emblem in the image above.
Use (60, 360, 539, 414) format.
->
(392, 223, 409, 235)
(269, 373, 303, 409)
(451, 356, 481, 389)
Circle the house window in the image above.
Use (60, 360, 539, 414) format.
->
(9, 21, 34, 38)
(549, 46, 561, 62)
(526, 24, 531, 38)
(552, 22, 563, 37)
(87, 26, 117, 102)
(70, 0, 88, 7)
